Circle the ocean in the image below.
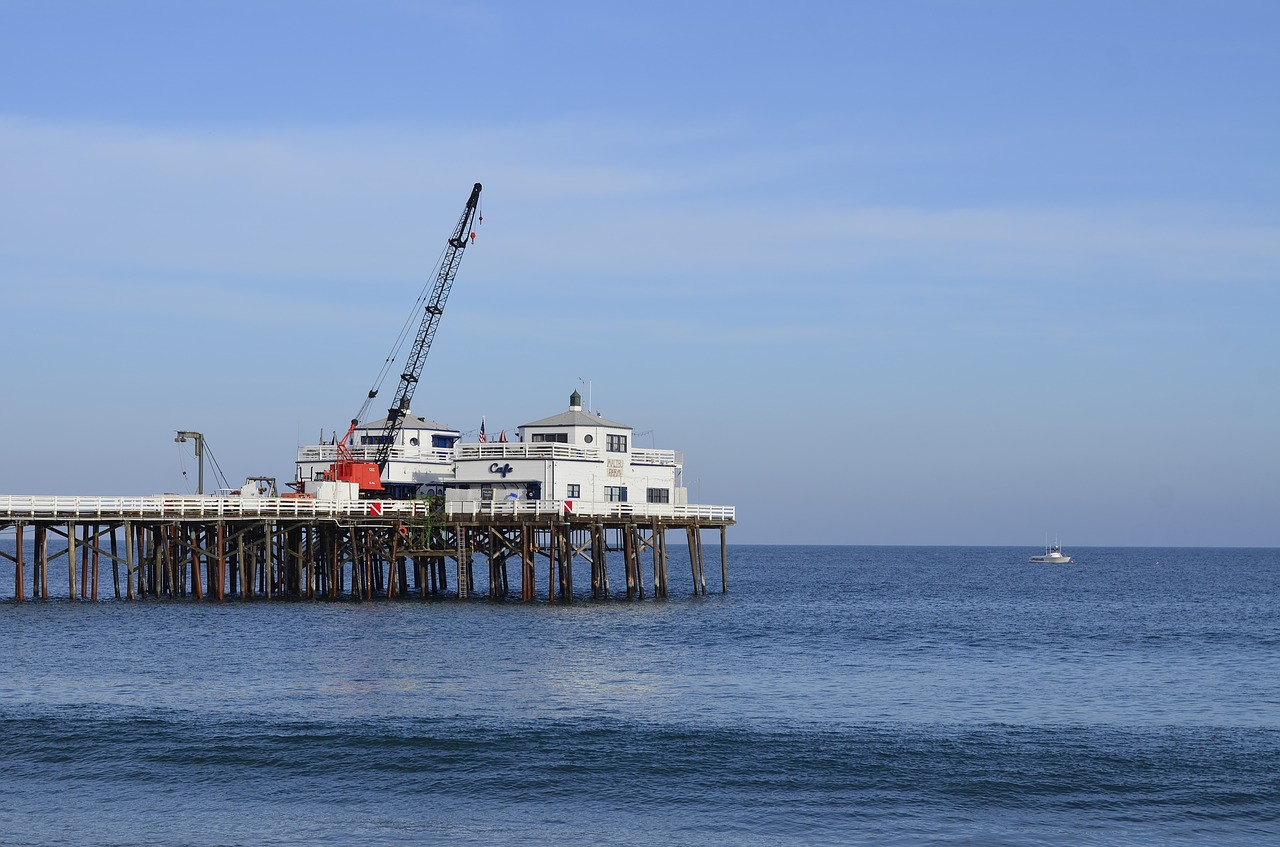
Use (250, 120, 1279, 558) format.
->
(0, 542, 1277, 846)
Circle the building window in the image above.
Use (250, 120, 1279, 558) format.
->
(605, 486, 628, 502)
(532, 432, 568, 443)
(607, 434, 627, 453)
(432, 435, 457, 449)
(566, 484, 580, 498)
(646, 488, 670, 504)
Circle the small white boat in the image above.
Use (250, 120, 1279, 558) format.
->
(1029, 543, 1073, 564)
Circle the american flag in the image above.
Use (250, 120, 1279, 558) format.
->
(478, 417, 486, 443)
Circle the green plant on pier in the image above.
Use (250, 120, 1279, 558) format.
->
(400, 493, 444, 550)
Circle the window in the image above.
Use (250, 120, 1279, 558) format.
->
(532, 432, 568, 443)
(432, 435, 457, 449)
(566, 484, 581, 498)
(646, 488, 670, 504)
(605, 486, 628, 502)
(607, 434, 627, 453)
(359, 434, 392, 446)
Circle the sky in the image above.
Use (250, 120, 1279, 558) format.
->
(1, 1, 1276, 546)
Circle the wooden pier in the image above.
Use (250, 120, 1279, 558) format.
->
(0, 496, 733, 602)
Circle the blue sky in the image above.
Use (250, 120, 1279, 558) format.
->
(1, 1, 1276, 545)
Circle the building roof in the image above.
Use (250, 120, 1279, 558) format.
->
(358, 413, 456, 432)
(521, 409, 631, 430)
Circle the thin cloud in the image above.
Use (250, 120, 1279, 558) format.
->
(2, 115, 1276, 303)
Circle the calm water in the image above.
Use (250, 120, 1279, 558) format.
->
(0, 543, 1277, 846)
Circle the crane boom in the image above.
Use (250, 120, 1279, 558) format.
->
(373, 182, 482, 470)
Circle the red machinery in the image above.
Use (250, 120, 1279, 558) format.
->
(321, 419, 385, 493)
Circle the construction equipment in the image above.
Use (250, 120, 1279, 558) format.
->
(320, 418, 384, 493)
(322, 182, 482, 496)
(374, 182, 482, 469)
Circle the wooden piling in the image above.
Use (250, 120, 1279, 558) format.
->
(67, 522, 77, 600)
(80, 524, 88, 599)
(14, 524, 24, 603)
(110, 528, 120, 599)
(37, 524, 49, 600)
(190, 526, 203, 601)
(4, 508, 729, 605)
(720, 525, 728, 593)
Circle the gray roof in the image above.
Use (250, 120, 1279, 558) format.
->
(521, 409, 631, 430)
(358, 413, 456, 432)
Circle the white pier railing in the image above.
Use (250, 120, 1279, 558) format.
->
(446, 499, 733, 521)
(0, 496, 735, 523)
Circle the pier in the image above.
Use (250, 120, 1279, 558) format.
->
(0, 496, 733, 602)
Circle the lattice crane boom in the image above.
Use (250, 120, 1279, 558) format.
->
(373, 182, 482, 470)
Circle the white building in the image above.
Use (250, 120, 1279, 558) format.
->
(446, 390, 685, 511)
(295, 413, 459, 499)
(294, 391, 700, 515)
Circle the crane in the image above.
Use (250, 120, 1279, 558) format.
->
(373, 182, 482, 471)
(320, 182, 482, 497)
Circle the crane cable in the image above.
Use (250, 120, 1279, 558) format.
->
(353, 189, 484, 425)
(174, 439, 231, 492)
(202, 442, 232, 491)
(353, 237, 453, 424)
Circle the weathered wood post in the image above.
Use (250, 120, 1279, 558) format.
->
(14, 524, 24, 602)
(37, 524, 49, 600)
(720, 525, 728, 593)
(67, 521, 78, 600)
(110, 526, 121, 599)
(190, 526, 203, 601)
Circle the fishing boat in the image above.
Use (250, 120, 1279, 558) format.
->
(1029, 543, 1073, 564)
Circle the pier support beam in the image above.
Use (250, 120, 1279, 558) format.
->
(13, 524, 23, 603)
(4, 510, 730, 604)
(67, 522, 77, 600)
(720, 525, 728, 593)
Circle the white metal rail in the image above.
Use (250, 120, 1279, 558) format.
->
(0, 496, 735, 523)
(296, 445, 454, 464)
(297, 443, 681, 467)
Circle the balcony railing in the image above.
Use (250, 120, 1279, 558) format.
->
(296, 445, 454, 464)
(455, 443, 601, 462)
(297, 442, 682, 469)
(630, 448, 680, 466)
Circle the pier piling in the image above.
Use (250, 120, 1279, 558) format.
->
(2, 497, 731, 603)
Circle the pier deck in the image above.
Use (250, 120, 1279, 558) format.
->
(0, 496, 733, 603)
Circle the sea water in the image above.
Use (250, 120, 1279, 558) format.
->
(0, 543, 1276, 846)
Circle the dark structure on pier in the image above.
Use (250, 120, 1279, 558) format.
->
(1, 506, 729, 603)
